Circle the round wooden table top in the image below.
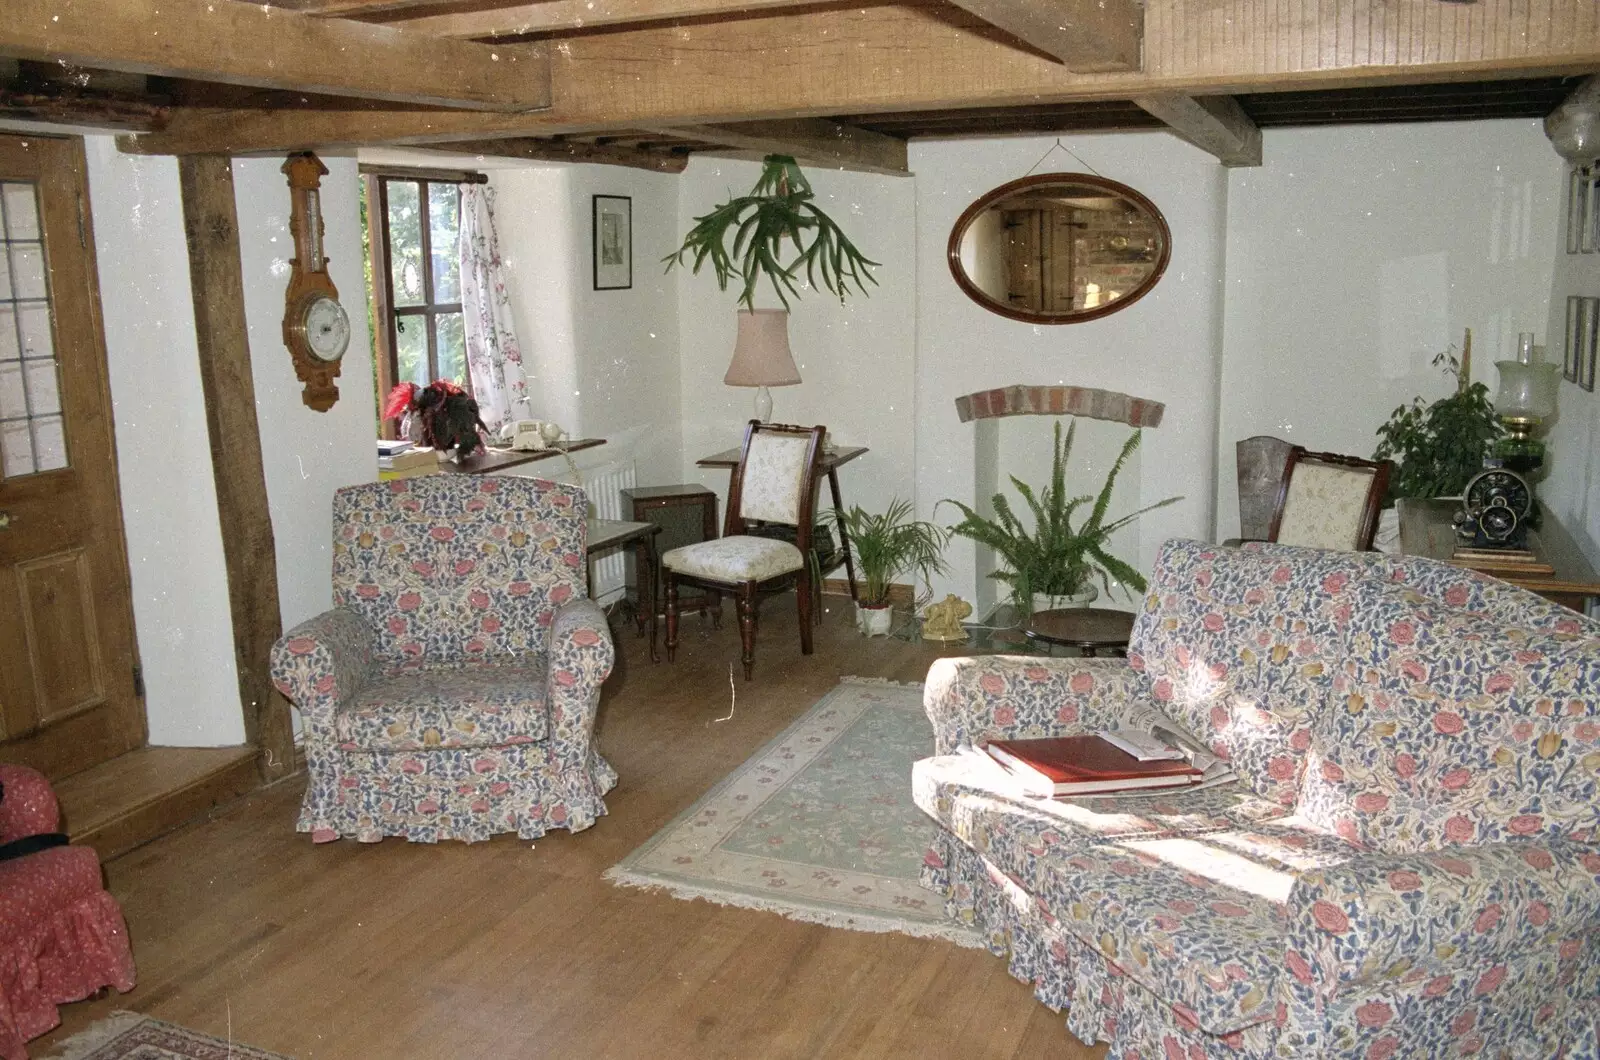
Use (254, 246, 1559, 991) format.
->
(1023, 607, 1137, 652)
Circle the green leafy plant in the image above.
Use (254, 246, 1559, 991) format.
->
(664, 154, 879, 310)
(1373, 352, 1503, 506)
(822, 498, 950, 608)
(943, 422, 1181, 609)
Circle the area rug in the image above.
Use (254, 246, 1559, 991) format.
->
(39, 1012, 292, 1060)
(605, 677, 981, 947)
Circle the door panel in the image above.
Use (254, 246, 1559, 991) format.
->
(0, 135, 143, 780)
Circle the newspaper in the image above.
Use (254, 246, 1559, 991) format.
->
(1099, 700, 1239, 796)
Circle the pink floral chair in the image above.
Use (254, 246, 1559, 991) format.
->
(270, 476, 616, 844)
(0, 765, 135, 1060)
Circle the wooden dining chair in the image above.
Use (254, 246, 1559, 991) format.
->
(1267, 446, 1393, 552)
(662, 421, 825, 680)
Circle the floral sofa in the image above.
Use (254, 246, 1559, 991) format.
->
(915, 539, 1600, 1058)
(270, 476, 616, 844)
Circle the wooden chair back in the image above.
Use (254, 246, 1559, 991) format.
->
(724, 421, 826, 554)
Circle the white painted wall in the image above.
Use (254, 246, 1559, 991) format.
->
(913, 133, 1228, 605)
(1543, 164, 1600, 574)
(83, 137, 244, 746)
(1216, 121, 1562, 541)
(676, 157, 918, 531)
(231, 154, 376, 633)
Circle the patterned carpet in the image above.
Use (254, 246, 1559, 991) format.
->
(606, 677, 981, 947)
(39, 1013, 291, 1059)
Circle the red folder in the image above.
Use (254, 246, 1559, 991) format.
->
(984, 735, 1203, 797)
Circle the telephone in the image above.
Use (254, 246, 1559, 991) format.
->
(504, 419, 566, 451)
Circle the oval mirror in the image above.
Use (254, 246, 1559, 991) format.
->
(947, 173, 1171, 324)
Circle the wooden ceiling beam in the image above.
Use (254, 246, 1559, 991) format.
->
(0, 0, 549, 112)
(386, 0, 823, 38)
(121, 0, 1600, 156)
(640, 119, 909, 175)
(1131, 94, 1262, 166)
(427, 138, 690, 172)
(939, 0, 1141, 72)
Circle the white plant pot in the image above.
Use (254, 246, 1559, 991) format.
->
(1031, 585, 1098, 614)
(857, 603, 894, 637)
(1373, 508, 1402, 556)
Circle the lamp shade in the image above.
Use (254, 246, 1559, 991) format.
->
(1495, 359, 1560, 425)
(724, 309, 801, 388)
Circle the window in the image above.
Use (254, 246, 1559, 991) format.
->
(366, 174, 468, 396)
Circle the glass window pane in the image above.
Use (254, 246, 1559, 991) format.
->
(0, 360, 25, 420)
(429, 184, 460, 304)
(1, 421, 32, 478)
(394, 314, 428, 386)
(435, 312, 466, 387)
(0, 248, 11, 300)
(17, 304, 51, 360)
(0, 307, 16, 360)
(385, 181, 424, 308)
(10, 244, 44, 300)
(23, 359, 60, 416)
(2, 184, 39, 240)
(32, 414, 65, 472)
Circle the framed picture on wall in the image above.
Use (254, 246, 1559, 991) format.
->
(593, 195, 632, 290)
(1568, 295, 1600, 392)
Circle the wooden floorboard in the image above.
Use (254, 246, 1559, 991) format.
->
(36, 596, 1103, 1059)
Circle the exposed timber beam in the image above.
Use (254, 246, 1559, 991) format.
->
(640, 120, 908, 176)
(387, 0, 826, 39)
(939, 0, 1141, 72)
(1131, 94, 1262, 166)
(426, 138, 690, 172)
(121, 0, 1600, 156)
(0, 0, 549, 112)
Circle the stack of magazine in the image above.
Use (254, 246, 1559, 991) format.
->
(979, 702, 1237, 799)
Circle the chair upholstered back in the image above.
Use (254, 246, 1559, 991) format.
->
(331, 476, 589, 664)
(735, 428, 816, 525)
(1268, 447, 1390, 551)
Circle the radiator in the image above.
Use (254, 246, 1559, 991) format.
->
(577, 459, 636, 601)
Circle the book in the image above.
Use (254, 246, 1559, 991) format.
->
(378, 447, 437, 471)
(377, 463, 440, 482)
(377, 439, 412, 457)
(984, 735, 1204, 797)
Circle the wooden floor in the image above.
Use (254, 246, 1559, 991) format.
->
(37, 595, 1105, 1060)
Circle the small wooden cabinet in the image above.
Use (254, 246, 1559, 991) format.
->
(622, 484, 719, 617)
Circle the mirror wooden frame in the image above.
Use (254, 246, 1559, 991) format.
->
(945, 173, 1172, 325)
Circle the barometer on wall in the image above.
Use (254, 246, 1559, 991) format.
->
(282, 152, 349, 412)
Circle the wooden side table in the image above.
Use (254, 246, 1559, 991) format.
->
(622, 485, 720, 621)
(587, 519, 662, 661)
(1023, 608, 1137, 657)
(1398, 497, 1600, 613)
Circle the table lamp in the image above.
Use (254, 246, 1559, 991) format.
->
(1494, 334, 1561, 473)
(724, 309, 801, 422)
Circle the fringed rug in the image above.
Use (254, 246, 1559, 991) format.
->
(606, 677, 980, 947)
(39, 1012, 292, 1060)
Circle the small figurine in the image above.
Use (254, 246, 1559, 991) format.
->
(921, 594, 972, 642)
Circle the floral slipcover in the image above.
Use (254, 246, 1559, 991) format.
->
(270, 476, 617, 844)
(917, 538, 1600, 1058)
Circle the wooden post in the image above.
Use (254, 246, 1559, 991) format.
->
(178, 154, 294, 781)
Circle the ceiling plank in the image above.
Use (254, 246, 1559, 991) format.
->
(1131, 94, 1262, 166)
(640, 119, 908, 175)
(0, 0, 549, 112)
(939, 0, 1141, 72)
(428, 138, 690, 172)
(388, 0, 831, 38)
(121, 0, 1600, 155)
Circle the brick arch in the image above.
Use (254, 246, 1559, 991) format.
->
(953, 384, 1164, 428)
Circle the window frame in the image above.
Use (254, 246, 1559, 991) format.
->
(362, 167, 484, 435)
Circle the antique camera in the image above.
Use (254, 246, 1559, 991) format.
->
(1453, 469, 1534, 550)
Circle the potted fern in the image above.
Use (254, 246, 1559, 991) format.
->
(823, 499, 949, 636)
(944, 421, 1180, 616)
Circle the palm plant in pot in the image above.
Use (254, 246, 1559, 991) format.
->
(944, 421, 1180, 616)
(823, 498, 950, 636)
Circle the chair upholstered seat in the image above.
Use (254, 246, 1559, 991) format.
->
(662, 535, 804, 583)
(335, 659, 549, 751)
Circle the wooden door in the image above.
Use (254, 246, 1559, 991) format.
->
(0, 135, 143, 780)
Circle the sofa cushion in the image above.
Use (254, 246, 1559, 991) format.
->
(335, 658, 548, 751)
(662, 535, 804, 583)
(1046, 818, 1358, 1036)
(1130, 540, 1356, 807)
(1298, 582, 1600, 853)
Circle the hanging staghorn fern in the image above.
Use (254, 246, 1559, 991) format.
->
(664, 154, 879, 310)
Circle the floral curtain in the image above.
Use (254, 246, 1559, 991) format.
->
(459, 183, 532, 434)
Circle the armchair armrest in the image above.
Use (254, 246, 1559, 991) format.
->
(270, 608, 377, 731)
(1285, 840, 1600, 996)
(923, 655, 1151, 755)
(544, 598, 615, 765)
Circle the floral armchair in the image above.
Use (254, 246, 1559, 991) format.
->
(915, 539, 1600, 1058)
(270, 476, 616, 844)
